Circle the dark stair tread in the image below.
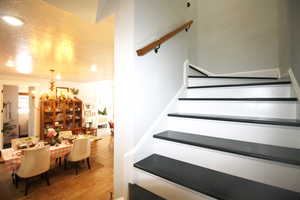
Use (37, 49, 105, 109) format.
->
(154, 131, 300, 166)
(189, 66, 208, 76)
(129, 184, 166, 200)
(178, 97, 298, 101)
(188, 75, 278, 79)
(168, 113, 300, 127)
(134, 154, 300, 200)
(187, 81, 291, 89)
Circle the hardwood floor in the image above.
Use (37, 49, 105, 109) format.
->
(0, 135, 114, 200)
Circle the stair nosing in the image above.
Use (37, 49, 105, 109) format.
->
(129, 183, 166, 200)
(154, 130, 300, 166)
(168, 113, 300, 127)
(178, 98, 298, 102)
(134, 154, 300, 200)
(187, 81, 291, 89)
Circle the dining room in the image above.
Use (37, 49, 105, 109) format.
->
(0, 0, 115, 199)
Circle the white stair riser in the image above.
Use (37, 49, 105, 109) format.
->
(188, 78, 279, 87)
(134, 168, 216, 200)
(177, 101, 297, 119)
(154, 139, 300, 192)
(185, 85, 293, 98)
(167, 117, 300, 148)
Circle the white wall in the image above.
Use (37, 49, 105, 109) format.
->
(0, 75, 113, 142)
(278, 0, 291, 76)
(96, 0, 118, 22)
(113, 0, 191, 197)
(80, 80, 114, 120)
(189, 0, 280, 74)
(290, 0, 300, 82)
(133, 0, 189, 145)
(114, 0, 135, 197)
(289, 0, 300, 118)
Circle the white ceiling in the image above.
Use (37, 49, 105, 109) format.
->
(43, 0, 100, 23)
(0, 0, 114, 82)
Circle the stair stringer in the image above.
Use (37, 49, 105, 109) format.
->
(123, 85, 185, 199)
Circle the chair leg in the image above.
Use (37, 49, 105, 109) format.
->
(25, 178, 29, 196)
(75, 162, 79, 175)
(15, 174, 19, 189)
(87, 157, 91, 170)
(64, 158, 67, 170)
(59, 157, 62, 167)
(11, 173, 15, 185)
(45, 171, 50, 186)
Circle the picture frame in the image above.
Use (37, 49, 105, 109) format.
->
(56, 87, 69, 97)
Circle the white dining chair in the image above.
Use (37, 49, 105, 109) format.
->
(65, 138, 91, 174)
(15, 146, 51, 195)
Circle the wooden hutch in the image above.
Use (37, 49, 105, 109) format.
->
(40, 98, 83, 139)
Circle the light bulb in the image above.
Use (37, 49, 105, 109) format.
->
(5, 59, 15, 67)
(56, 73, 62, 80)
(90, 64, 97, 72)
(2, 16, 24, 26)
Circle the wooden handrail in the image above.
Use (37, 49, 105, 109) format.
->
(136, 20, 194, 56)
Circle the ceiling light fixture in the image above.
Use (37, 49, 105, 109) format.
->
(5, 58, 15, 67)
(90, 64, 97, 72)
(1, 15, 24, 26)
(55, 73, 62, 80)
(40, 69, 74, 100)
(16, 52, 32, 74)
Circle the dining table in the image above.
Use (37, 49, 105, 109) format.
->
(0, 135, 101, 173)
(1, 143, 72, 173)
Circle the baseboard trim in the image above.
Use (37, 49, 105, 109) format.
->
(188, 64, 280, 78)
(221, 68, 280, 78)
(289, 68, 300, 99)
(188, 64, 214, 76)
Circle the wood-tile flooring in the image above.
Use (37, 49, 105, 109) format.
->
(0, 135, 114, 200)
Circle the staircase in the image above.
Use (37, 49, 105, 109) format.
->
(129, 66, 300, 200)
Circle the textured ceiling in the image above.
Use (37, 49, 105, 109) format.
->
(0, 0, 114, 82)
(43, 0, 99, 23)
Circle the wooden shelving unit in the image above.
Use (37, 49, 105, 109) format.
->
(40, 99, 83, 139)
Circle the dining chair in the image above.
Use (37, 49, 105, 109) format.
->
(65, 138, 91, 175)
(108, 121, 114, 136)
(15, 146, 51, 195)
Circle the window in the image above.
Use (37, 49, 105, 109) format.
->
(18, 95, 29, 114)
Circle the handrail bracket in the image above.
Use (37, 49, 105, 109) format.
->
(154, 45, 161, 54)
(185, 24, 191, 32)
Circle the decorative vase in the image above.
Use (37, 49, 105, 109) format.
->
(49, 137, 56, 146)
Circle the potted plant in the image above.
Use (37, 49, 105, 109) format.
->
(3, 121, 16, 135)
(98, 107, 108, 116)
(70, 88, 79, 98)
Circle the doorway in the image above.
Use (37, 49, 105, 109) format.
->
(2, 85, 35, 148)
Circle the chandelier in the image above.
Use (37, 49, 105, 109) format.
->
(40, 69, 74, 100)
